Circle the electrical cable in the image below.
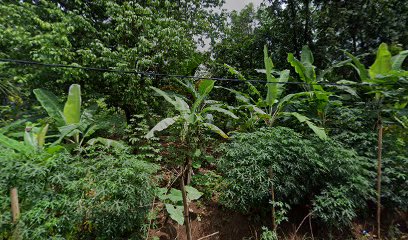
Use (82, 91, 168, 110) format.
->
(0, 58, 403, 87)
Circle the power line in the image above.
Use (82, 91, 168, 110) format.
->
(0, 58, 402, 87)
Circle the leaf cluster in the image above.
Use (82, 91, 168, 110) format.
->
(0, 146, 158, 239)
(218, 127, 373, 227)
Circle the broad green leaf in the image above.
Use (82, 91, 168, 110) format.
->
(344, 52, 369, 82)
(165, 204, 184, 225)
(0, 119, 26, 134)
(150, 86, 176, 107)
(288, 112, 327, 140)
(58, 124, 81, 137)
(288, 53, 309, 83)
(145, 117, 178, 138)
(87, 137, 126, 149)
(278, 70, 290, 91)
(318, 58, 354, 81)
(176, 79, 197, 98)
(333, 85, 359, 98)
(266, 70, 290, 106)
(394, 116, 408, 128)
(391, 50, 408, 70)
(83, 124, 100, 138)
(305, 121, 328, 140)
(300, 46, 316, 82)
(0, 133, 30, 153)
(264, 45, 274, 70)
(215, 86, 253, 104)
(394, 101, 407, 110)
(202, 123, 228, 138)
(333, 80, 359, 97)
(191, 80, 215, 113)
(174, 96, 191, 114)
(46, 145, 65, 154)
(185, 186, 203, 201)
(198, 80, 215, 96)
(225, 64, 261, 97)
(63, 84, 81, 125)
(202, 106, 238, 119)
(156, 188, 169, 201)
(301, 45, 314, 65)
(369, 43, 392, 79)
(36, 124, 49, 147)
(289, 112, 309, 123)
(192, 94, 206, 113)
(152, 87, 190, 114)
(33, 88, 65, 126)
(168, 188, 183, 203)
(276, 92, 310, 112)
(264, 45, 278, 106)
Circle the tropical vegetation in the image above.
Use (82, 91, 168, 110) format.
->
(0, 0, 407, 239)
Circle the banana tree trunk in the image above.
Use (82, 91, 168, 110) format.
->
(181, 165, 192, 240)
(376, 119, 383, 239)
(10, 187, 20, 223)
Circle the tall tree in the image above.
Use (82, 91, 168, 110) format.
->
(0, 0, 224, 119)
(212, 3, 263, 77)
(213, 0, 408, 76)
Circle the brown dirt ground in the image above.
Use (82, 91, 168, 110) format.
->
(149, 201, 259, 240)
(148, 201, 408, 240)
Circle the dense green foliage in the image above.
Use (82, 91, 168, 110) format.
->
(0, 0, 407, 239)
(0, 146, 157, 239)
(213, 0, 408, 72)
(218, 127, 373, 226)
(0, 0, 223, 119)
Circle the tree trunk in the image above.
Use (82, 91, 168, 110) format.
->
(186, 156, 193, 185)
(269, 166, 276, 232)
(376, 119, 383, 239)
(181, 166, 192, 240)
(304, 0, 311, 46)
(10, 187, 20, 223)
(288, 0, 300, 58)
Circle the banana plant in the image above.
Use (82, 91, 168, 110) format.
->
(223, 45, 327, 140)
(146, 80, 237, 140)
(0, 121, 55, 227)
(146, 79, 237, 240)
(223, 45, 327, 233)
(0, 122, 50, 156)
(345, 43, 408, 238)
(287, 46, 332, 123)
(33, 84, 124, 149)
(146, 79, 237, 177)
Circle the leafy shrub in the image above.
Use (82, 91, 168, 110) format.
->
(156, 186, 203, 225)
(192, 170, 223, 200)
(381, 155, 408, 211)
(334, 130, 408, 211)
(0, 146, 158, 239)
(260, 227, 278, 240)
(125, 114, 162, 163)
(218, 127, 373, 227)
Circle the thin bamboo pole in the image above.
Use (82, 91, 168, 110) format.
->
(269, 166, 276, 232)
(376, 119, 383, 239)
(181, 166, 192, 240)
(10, 187, 20, 223)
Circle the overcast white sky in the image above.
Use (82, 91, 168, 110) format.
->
(223, 0, 264, 11)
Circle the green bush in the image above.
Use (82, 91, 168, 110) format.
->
(334, 130, 408, 211)
(218, 127, 373, 227)
(0, 146, 158, 239)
